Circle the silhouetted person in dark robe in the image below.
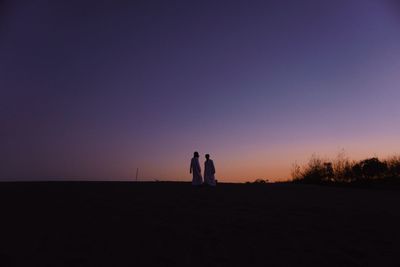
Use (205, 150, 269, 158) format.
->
(190, 151, 203, 185)
(204, 154, 216, 186)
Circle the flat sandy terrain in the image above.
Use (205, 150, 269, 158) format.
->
(0, 182, 399, 266)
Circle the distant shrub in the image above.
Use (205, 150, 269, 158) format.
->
(291, 162, 302, 182)
(332, 151, 355, 183)
(292, 154, 334, 184)
(253, 179, 269, 184)
(301, 155, 327, 183)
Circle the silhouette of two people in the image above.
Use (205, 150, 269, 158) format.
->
(190, 151, 216, 186)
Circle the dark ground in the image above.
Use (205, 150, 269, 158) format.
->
(0, 182, 399, 267)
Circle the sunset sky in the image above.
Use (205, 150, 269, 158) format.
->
(1, 0, 400, 182)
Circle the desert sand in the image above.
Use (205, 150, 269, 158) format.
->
(0, 182, 399, 266)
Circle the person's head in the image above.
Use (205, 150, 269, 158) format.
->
(194, 151, 199, 158)
(205, 154, 210, 160)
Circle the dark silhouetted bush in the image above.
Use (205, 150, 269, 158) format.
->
(293, 155, 334, 183)
(253, 179, 269, 184)
(387, 156, 400, 178)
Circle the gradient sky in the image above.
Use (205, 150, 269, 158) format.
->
(1, 0, 400, 182)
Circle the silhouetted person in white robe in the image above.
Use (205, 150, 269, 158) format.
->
(204, 154, 216, 186)
(190, 151, 203, 186)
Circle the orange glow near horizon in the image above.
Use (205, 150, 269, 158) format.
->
(130, 134, 400, 183)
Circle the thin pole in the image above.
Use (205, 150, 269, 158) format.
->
(136, 168, 139, 182)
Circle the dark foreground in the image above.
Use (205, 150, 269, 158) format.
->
(1, 182, 399, 267)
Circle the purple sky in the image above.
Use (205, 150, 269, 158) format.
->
(1, 0, 400, 182)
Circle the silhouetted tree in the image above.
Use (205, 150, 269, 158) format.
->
(359, 158, 387, 180)
(351, 163, 363, 181)
(386, 156, 400, 178)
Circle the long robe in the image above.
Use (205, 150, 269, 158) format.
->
(204, 159, 216, 186)
(190, 157, 203, 185)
